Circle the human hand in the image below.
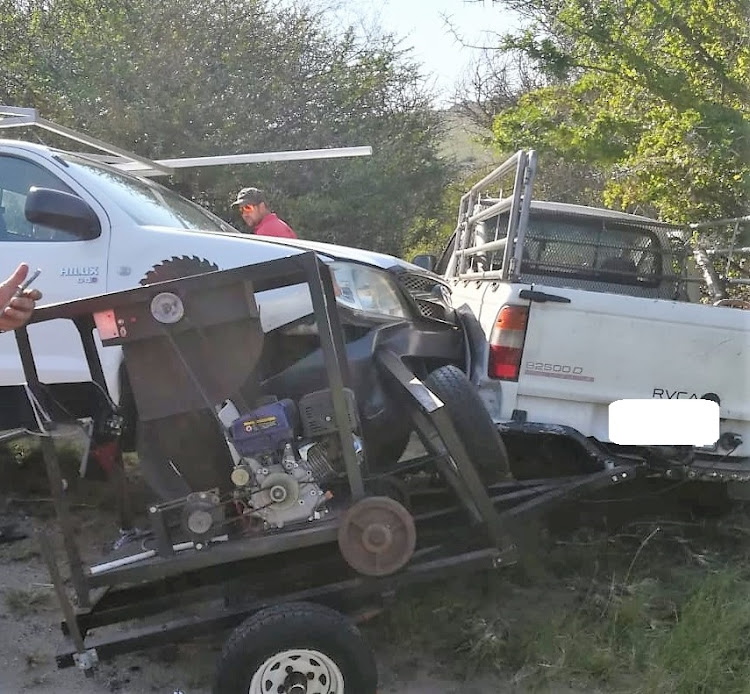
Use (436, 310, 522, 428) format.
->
(0, 263, 43, 332)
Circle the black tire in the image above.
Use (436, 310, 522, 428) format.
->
(366, 429, 412, 466)
(214, 601, 378, 694)
(423, 364, 512, 484)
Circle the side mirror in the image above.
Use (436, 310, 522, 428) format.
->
(411, 254, 437, 272)
(25, 187, 101, 240)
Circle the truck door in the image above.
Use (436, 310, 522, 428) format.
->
(0, 153, 110, 386)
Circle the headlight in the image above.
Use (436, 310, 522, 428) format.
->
(329, 262, 410, 319)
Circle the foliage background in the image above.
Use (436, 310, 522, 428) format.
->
(482, 0, 750, 226)
(2, 0, 749, 260)
(0, 0, 455, 256)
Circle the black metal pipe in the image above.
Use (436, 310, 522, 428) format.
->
(305, 254, 363, 499)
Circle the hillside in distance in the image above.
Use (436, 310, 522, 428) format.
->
(437, 106, 496, 173)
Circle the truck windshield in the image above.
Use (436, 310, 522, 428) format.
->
(59, 154, 236, 233)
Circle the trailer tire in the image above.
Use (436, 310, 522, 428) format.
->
(214, 601, 377, 694)
(423, 365, 512, 484)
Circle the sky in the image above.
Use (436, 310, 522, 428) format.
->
(325, 0, 522, 105)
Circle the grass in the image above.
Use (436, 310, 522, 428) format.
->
(368, 490, 750, 693)
(0, 540, 40, 563)
(643, 569, 750, 694)
(24, 650, 44, 670)
(438, 112, 495, 173)
(3, 587, 51, 616)
(503, 575, 668, 688)
(0, 438, 87, 499)
(0, 437, 152, 516)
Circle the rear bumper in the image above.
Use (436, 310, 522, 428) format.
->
(497, 419, 750, 483)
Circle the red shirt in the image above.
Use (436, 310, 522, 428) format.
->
(254, 213, 297, 238)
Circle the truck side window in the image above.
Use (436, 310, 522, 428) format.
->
(0, 156, 77, 242)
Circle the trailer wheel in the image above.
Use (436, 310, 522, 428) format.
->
(423, 365, 512, 484)
(213, 602, 378, 694)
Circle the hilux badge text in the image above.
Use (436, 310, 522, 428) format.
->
(61, 266, 99, 284)
(61, 266, 99, 277)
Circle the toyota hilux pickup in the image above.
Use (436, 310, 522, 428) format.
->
(415, 150, 749, 487)
(0, 116, 507, 496)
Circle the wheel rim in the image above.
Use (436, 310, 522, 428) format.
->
(249, 648, 345, 693)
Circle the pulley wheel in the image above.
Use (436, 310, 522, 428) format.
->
(181, 490, 222, 542)
(258, 472, 300, 511)
(337, 496, 416, 577)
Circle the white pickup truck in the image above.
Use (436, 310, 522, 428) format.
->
(416, 151, 749, 486)
(0, 111, 467, 481)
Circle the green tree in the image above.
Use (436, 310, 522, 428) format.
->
(484, 0, 750, 223)
(0, 0, 453, 255)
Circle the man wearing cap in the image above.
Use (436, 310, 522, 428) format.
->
(231, 187, 297, 239)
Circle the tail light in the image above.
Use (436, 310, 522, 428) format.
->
(488, 305, 529, 380)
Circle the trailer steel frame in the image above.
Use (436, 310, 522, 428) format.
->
(11, 252, 639, 679)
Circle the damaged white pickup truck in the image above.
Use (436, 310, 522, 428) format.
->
(416, 151, 749, 489)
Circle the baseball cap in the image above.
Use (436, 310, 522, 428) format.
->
(231, 187, 268, 207)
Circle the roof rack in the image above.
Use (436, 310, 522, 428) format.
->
(0, 105, 372, 177)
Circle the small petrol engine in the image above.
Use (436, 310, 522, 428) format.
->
(220, 389, 360, 530)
